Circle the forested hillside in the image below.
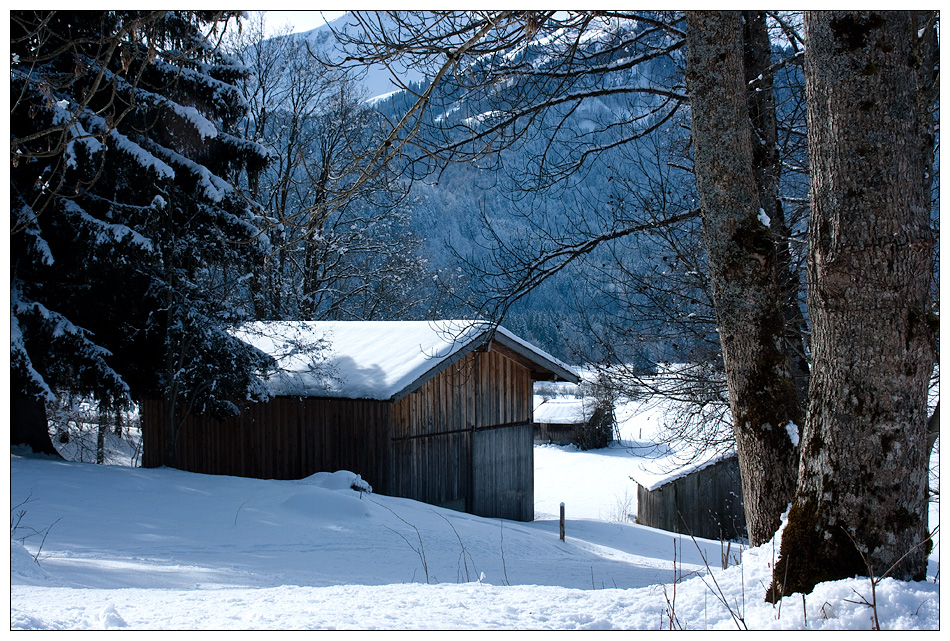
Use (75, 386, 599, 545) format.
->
(272, 12, 800, 368)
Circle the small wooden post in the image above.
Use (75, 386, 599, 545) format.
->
(559, 502, 565, 541)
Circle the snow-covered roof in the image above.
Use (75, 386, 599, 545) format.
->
(629, 452, 738, 492)
(234, 320, 579, 401)
(533, 397, 597, 424)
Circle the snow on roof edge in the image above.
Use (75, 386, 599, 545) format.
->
(629, 451, 738, 492)
(492, 326, 580, 384)
(234, 320, 579, 401)
(533, 397, 597, 424)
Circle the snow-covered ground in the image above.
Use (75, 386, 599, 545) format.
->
(9, 395, 941, 630)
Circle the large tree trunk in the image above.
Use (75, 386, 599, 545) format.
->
(768, 10, 937, 600)
(11, 382, 60, 457)
(743, 11, 810, 407)
(685, 11, 802, 546)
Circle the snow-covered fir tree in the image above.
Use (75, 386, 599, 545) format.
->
(10, 11, 274, 457)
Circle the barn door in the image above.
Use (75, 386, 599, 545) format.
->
(390, 429, 472, 512)
(471, 423, 534, 521)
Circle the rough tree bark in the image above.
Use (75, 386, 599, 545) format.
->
(684, 11, 802, 546)
(743, 11, 810, 407)
(768, 10, 937, 599)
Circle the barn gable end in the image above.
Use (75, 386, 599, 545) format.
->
(391, 348, 535, 520)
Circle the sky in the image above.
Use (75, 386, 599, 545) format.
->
(263, 10, 346, 34)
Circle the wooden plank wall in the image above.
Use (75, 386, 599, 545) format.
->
(534, 422, 583, 445)
(635, 456, 746, 541)
(391, 351, 478, 511)
(472, 349, 534, 521)
(141, 396, 394, 491)
(391, 348, 535, 521)
(472, 423, 534, 521)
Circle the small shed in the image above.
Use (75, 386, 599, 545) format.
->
(532, 397, 613, 449)
(141, 320, 578, 522)
(632, 455, 746, 541)
(533, 397, 594, 445)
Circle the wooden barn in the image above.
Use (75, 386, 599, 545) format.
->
(532, 397, 614, 449)
(533, 398, 595, 445)
(632, 455, 746, 541)
(141, 320, 578, 522)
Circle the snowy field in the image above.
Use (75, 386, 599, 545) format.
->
(9, 396, 941, 630)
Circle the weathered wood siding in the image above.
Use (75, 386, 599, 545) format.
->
(472, 423, 534, 521)
(534, 422, 583, 445)
(141, 397, 394, 491)
(391, 348, 534, 521)
(636, 457, 746, 541)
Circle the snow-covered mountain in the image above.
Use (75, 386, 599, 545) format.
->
(290, 12, 426, 103)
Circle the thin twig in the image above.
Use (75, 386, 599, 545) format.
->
(499, 520, 510, 586)
(374, 500, 429, 583)
(234, 499, 249, 526)
(840, 526, 938, 631)
(678, 511, 747, 630)
(433, 509, 478, 583)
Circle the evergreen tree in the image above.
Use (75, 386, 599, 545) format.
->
(10, 11, 274, 457)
